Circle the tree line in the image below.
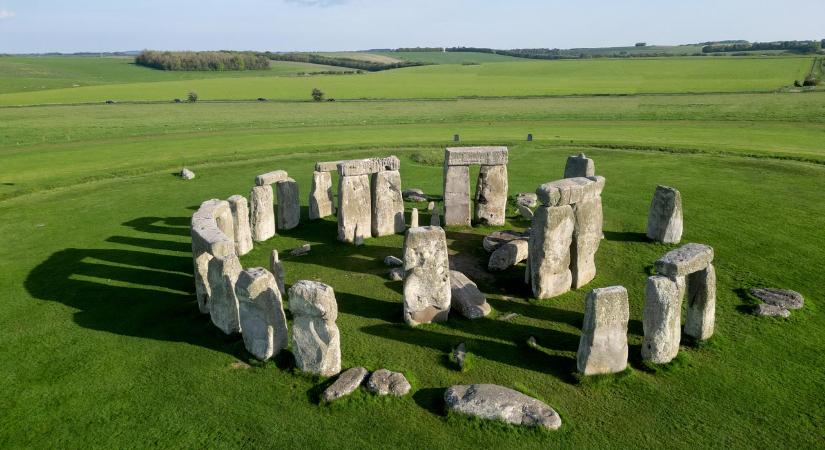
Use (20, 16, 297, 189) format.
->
(702, 40, 822, 54)
(261, 52, 426, 72)
(135, 51, 271, 71)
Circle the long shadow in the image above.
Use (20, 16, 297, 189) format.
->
(733, 287, 759, 315)
(603, 230, 649, 243)
(106, 235, 191, 252)
(122, 216, 190, 237)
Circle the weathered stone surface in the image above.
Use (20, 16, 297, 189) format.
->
(180, 168, 195, 180)
(255, 170, 288, 186)
(755, 303, 791, 317)
(571, 196, 603, 289)
(403, 188, 427, 203)
(684, 263, 716, 340)
(444, 384, 561, 430)
(482, 230, 527, 253)
(529, 205, 575, 299)
(338, 175, 372, 243)
(577, 286, 628, 375)
(227, 195, 253, 256)
(430, 206, 441, 226)
(445, 146, 509, 166)
(309, 170, 335, 220)
(646, 185, 683, 244)
(654, 243, 714, 277)
(749, 288, 804, 310)
(276, 178, 300, 230)
(337, 156, 400, 176)
(191, 200, 235, 313)
(269, 249, 286, 297)
(290, 243, 311, 256)
(563, 153, 595, 178)
(250, 185, 275, 242)
(443, 165, 471, 226)
(516, 192, 538, 208)
(384, 255, 403, 267)
(366, 369, 411, 396)
(452, 342, 467, 371)
(235, 268, 288, 361)
(536, 176, 605, 207)
(289, 280, 341, 376)
(475, 165, 508, 226)
(315, 160, 345, 172)
(403, 226, 451, 326)
(321, 367, 369, 403)
(388, 267, 404, 281)
(488, 239, 528, 271)
(427, 201, 435, 211)
(518, 205, 534, 220)
(193, 252, 213, 314)
(371, 170, 405, 237)
(207, 254, 243, 335)
(449, 270, 491, 319)
(642, 276, 682, 364)
(410, 208, 419, 227)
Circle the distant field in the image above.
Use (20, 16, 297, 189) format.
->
(314, 52, 405, 64)
(0, 56, 355, 94)
(0, 57, 811, 105)
(374, 51, 525, 64)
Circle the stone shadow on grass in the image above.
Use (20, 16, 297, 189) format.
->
(603, 231, 649, 243)
(413, 387, 446, 417)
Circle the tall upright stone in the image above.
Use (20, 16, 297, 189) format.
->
(289, 280, 341, 376)
(576, 286, 629, 375)
(227, 195, 253, 256)
(564, 153, 595, 178)
(276, 178, 300, 231)
(684, 263, 716, 340)
(646, 185, 683, 244)
(571, 196, 603, 288)
(528, 205, 575, 299)
(474, 165, 508, 226)
(410, 208, 419, 228)
(207, 254, 243, 335)
(235, 268, 288, 361)
(337, 174, 372, 243)
(309, 170, 335, 220)
(250, 185, 275, 242)
(371, 170, 405, 236)
(443, 165, 471, 226)
(191, 199, 235, 314)
(403, 226, 451, 326)
(642, 275, 682, 364)
(269, 249, 286, 297)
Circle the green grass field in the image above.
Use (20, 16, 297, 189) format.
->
(1, 54, 823, 448)
(374, 51, 526, 64)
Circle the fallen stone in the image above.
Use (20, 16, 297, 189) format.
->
(642, 276, 682, 364)
(449, 270, 491, 319)
(276, 178, 300, 231)
(309, 170, 335, 220)
(290, 243, 311, 256)
(207, 254, 243, 335)
(403, 188, 425, 199)
(255, 170, 288, 186)
(250, 185, 276, 242)
(536, 176, 605, 207)
(516, 192, 538, 208)
(180, 168, 195, 180)
(235, 268, 289, 361)
(749, 288, 804, 310)
(577, 286, 629, 375)
(384, 255, 404, 267)
(227, 195, 253, 256)
(755, 303, 791, 318)
(403, 226, 451, 326)
(444, 384, 561, 430)
(388, 267, 404, 281)
(444, 146, 509, 166)
(563, 153, 595, 178)
(371, 170, 405, 237)
(366, 369, 411, 396)
(529, 205, 575, 299)
(452, 342, 467, 371)
(646, 185, 683, 244)
(654, 243, 714, 277)
(443, 165, 471, 226)
(321, 367, 369, 403)
(289, 280, 341, 376)
(482, 230, 527, 253)
(474, 164, 508, 226)
(337, 156, 400, 176)
(518, 205, 534, 220)
(488, 239, 529, 271)
(269, 250, 286, 297)
(338, 174, 372, 243)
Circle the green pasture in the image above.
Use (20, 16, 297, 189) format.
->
(374, 51, 525, 64)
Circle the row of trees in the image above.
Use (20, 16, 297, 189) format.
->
(135, 51, 270, 71)
(261, 52, 426, 71)
(702, 40, 823, 54)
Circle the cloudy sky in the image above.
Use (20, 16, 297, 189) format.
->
(0, 0, 823, 53)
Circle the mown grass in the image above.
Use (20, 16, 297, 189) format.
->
(0, 57, 812, 105)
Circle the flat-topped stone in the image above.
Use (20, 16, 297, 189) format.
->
(577, 286, 629, 375)
(444, 146, 508, 166)
(366, 369, 411, 396)
(564, 153, 595, 178)
(337, 156, 400, 176)
(289, 280, 341, 376)
(536, 176, 605, 206)
(655, 243, 714, 277)
(322, 367, 369, 403)
(235, 268, 289, 361)
(749, 288, 804, 310)
(315, 160, 346, 172)
(255, 170, 288, 186)
(444, 384, 561, 430)
(403, 226, 451, 326)
(646, 185, 683, 243)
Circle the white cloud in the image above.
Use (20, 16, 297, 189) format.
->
(0, 9, 15, 19)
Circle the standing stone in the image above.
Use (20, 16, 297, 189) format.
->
(309, 170, 335, 220)
(571, 196, 603, 289)
(289, 280, 341, 376)
(443, 165, 471, 226)
(564, 153, 595, 178)
(250, 185, 275, 242)
(449, 270, 491, 319)
(430, 206, 441, 227)
(410, 208, 419, 228)
(474, 164, 508, 226)
(646, 185, 683, 244)
(235, 268, 288, 361)
(576, 286, 629, 375)
(191, 200, 236, 314)
(529, 205, 575, 299)
(276, 178, 300, 231)
(371, 170, 405, 236)
(207, 254, 243, 335)
(227, 195, 253, 256)
(269, 249, 286, 297)
(338, 175, 372, 243)
(684, 263, 716, 340)
(488, 239, 529, 271)
(403, 226, 451, 326)
(642, 275, 682, 364)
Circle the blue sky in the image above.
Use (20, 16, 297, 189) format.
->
(1, 0, 823, 53)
